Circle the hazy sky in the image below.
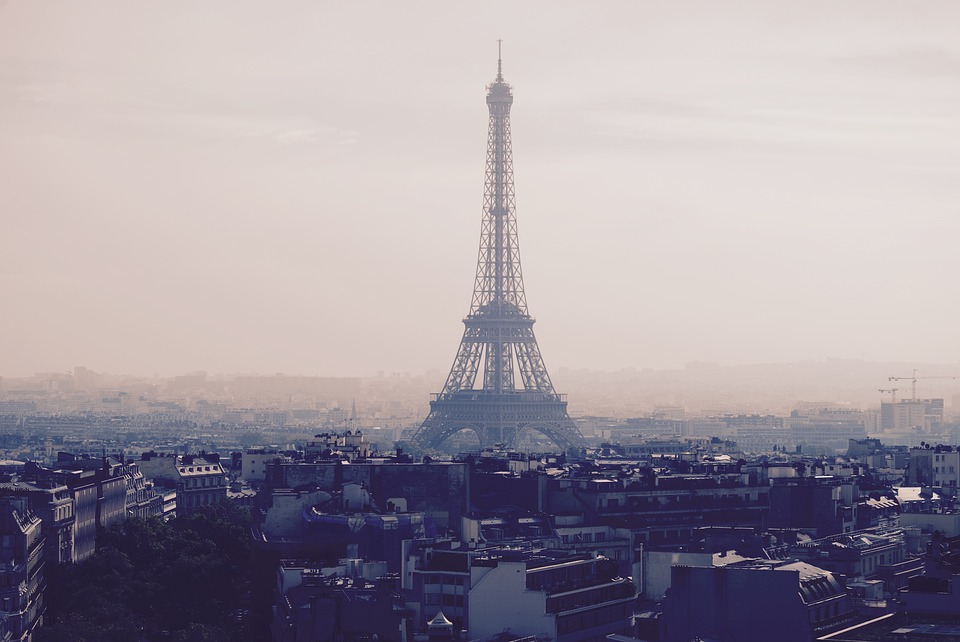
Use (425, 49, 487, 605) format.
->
(2, 1, 959, 378)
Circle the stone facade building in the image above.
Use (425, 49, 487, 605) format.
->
(0, 496, 45, 641)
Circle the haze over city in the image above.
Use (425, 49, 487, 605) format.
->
(6, 6, 960, 642)
(2, 1, 959, 378)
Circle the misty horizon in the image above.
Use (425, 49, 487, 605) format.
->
(6, 359, 960, 419)
(5, 357, 960, 383)
(3, 2, 959, 379)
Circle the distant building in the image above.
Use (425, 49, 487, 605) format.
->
(123, 460, 164, 519)
(768, 477, 858, 536)
(135, 452, 180, 486)
(847, 438, 884, 459)
(900, 511, 960, 538)
(255, 485, 434, 573)
(790, 419, 867, 451)
(134, 452, 227, 517)
(461, 512, 558, 546)
(616, 440, 701, 457)
(159, 487, 177, 520)
(543, 469, 769, 548)
(305, 430, 371, 461)
(48, 453, 127, 530)
(407, 544, 635, 640)
(0, 479, 74, 565)
(899, 574, 960, 616)
(267, 461, 468, 531)
(241, 448, 281, 482)
(789, 527, 924, 594)
(642, 548, 754, 601)
(174, 455, 227, 515)
(618, 417, 684, 440)
(735, 426, 793, 453)
(226, 480, 256, 508)
(0, 401, 36, 414)
(271, 572, 410, 642)
(848, 439, 910, 482)
(662, 559, 854, 642)
(71, 479, 98, 562)
(23, 456, 131, 561)
(0, 496, 45, 641)
(468, 550, 635, 641)
(881, 398, 944, 433)
(905, 445, 959, 495)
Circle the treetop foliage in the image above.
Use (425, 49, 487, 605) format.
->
(38, 503, 254, 642)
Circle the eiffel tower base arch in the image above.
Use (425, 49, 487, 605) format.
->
(414, 391, 584, 452)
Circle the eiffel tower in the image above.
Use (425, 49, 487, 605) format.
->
(412, 49, 585, 453)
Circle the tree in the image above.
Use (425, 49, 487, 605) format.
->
(38, 503, 254, 642)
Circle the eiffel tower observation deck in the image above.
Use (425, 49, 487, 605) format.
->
(412, 49, 585, 453)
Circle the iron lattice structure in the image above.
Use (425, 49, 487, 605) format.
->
(412, 55, 585, 452)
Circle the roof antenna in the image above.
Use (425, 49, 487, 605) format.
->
(497, 39, 503, 82)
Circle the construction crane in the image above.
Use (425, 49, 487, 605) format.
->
(888, 369, 918, 400)
(888, 369, 960, 401)
(878, 388, 898, 403)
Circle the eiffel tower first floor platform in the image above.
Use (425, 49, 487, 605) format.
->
(412, 390, 586, 452)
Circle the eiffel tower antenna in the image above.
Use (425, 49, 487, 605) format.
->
(412, 51, 585, 453)
(496, 39, 503, 83)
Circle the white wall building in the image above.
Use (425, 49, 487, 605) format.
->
(242, 449, 280, 482)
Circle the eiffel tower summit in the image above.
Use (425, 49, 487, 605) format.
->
(412, 49, 586, 453)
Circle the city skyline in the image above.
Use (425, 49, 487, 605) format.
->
(2, 1, 959, 378)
